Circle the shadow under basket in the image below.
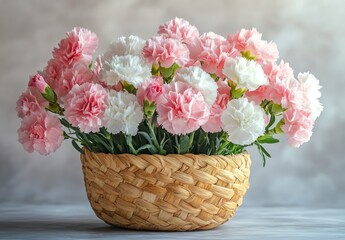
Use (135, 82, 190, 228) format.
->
(81, 148, 251, 231)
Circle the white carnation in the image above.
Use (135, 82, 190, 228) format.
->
(102, 35, 146, 62)
(175, 66, 218, 106)
(100, 55, 151, 87)
(297, 72, 323, 120)
(221, 98, 266, 145)
(222, 57, 268, 91)
(104, 90, 144, 136)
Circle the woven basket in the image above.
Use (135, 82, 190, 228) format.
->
(81, 148, 251, 231)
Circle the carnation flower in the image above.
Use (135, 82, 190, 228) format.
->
(228, 28, 279, 64)
(62, 83, 108, 133)
(296, 72, 323, 120)
(136, 76, 163, 105)
(156, 81, 209, 135)
(143, 36, 190, 68)
(280, 72, 323, 148)
(42, 58, 62, 91)
(158, 17, 199, 44)
(18, 111, 63, 155)
(188, 32, 239, 78)
(222, 57, 268, 91)
(202, 81, 231, 133)
(221, 98, 266, 145)
(56, 62, 95, 98)
(175, 66, 218, 106)
(102, 35, 146, 63)
(282, 108, 314, 148)
(104, 90, 144, 136)
(53, 27, 98, 67)
(17, 87, 48, 118)
(101, 55, 151, 88)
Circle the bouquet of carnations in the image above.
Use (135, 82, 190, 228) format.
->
(17, 18, 322, 166)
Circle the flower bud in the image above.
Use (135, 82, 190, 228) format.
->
(28, 74, 57, 103)
(28, 74, 48, 93)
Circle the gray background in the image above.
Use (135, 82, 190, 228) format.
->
(1, 0, 344, 207)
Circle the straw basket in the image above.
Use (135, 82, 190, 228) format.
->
(81, 148, 251, 231)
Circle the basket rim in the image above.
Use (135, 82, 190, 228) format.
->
(82, 147, 249, 158)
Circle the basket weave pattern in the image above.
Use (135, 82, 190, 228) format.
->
(81, 148, 251, 231)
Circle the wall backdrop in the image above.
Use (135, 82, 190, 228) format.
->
(1, 0, 344, 207)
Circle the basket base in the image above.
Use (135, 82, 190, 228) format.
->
(91, 206, 234, 231)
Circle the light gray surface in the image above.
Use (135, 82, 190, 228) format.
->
(1, 0, 345, 207)
(0, 204, 344, 240)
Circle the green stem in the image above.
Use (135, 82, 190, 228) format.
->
(146, 119, 165, 155)
(101, 128, 115, 154)
(188, 132, 195, 151)
(63, 131, 79, 141)
(175, 135, 180, 154)
(126, 135, 137, 155)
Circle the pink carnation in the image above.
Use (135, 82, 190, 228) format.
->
(42, 58, 62, 91)
(228, 28, 279, 64)
(189, 32, 239, 78)
(142, 36, 190, 68)
(56, 63, 95, 98)
(158, 17, 199, 44)
(156, 81, 209, 135)
(136, 76, 163, 105)
(281, 72, 322, 147)
(17, 87, 48, 118)
(53, 27, 98, 67)
(62, 83, 108, 133)
(18, 111, 63, 155)
(202, 80, 231, 133)
(282, 108, 314, 148)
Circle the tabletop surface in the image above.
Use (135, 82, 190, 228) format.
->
(0, 203, 344, 240)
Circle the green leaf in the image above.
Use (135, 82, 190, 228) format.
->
(258, 146, 266, 167)
(60, 118, 71, 128)
(179, 135, 190, 154)
(259, 144, 271, 158)
(255, 142, 272, 167)
(257, 135, 279, 144)
(137, 144, 153, 152)
(125, 135, 138, 154)
(138, 131, 153, 145)
(72, 140, 84, 154)
(93, 134, 115, 153)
